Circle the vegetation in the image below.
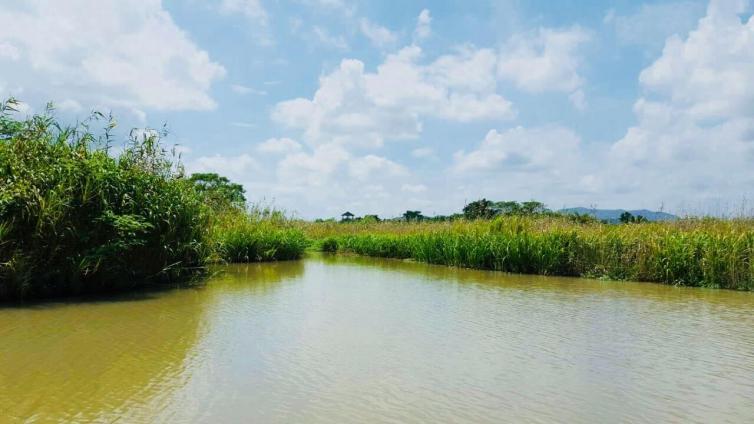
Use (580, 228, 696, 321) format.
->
(208, 206, 308, 263)
(2, 101, 751, 298)
(0, 101, 305, 300)
(0, 100, 210, 299)
(189, 172, 246, 210)
(301, 216, 754, 290)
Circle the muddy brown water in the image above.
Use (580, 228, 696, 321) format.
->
(2, 254, 753, 422)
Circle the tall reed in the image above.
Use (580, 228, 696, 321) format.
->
(302, 216, 754, 290)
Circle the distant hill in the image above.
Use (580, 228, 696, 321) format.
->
(559, 207, 679, 223)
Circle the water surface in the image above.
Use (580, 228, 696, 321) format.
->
(2, 254, 754, 422)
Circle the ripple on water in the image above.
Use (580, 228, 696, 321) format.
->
(1, 256, 753, 423)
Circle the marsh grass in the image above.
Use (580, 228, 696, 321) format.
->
(0, 100, 210, 300)
(0, 101, 305, 300)
(301, 217, 754, 290)
(209, 207, 308, 263)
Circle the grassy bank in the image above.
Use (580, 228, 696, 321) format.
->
(209, 207, 308, 263)
(301, 217, 754, 290)
(0, 102, 305, 300)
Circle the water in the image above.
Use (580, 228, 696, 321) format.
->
(2, 254, 754, 423)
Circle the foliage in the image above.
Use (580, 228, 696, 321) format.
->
(403, 210, 424, 221)
(620, 211, 648, 224)
(189, 172, 246, 210)
(463, 199, 496, 219)
(208, 206, 307, 263)
(301, 216, 754, 290)
(0, 100, 210, 299)
(464, 199, 550, 219)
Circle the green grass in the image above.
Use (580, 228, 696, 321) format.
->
(300, 217, 754, 290)
(208, 208, 308, 263)
(0, 102, 210, 300)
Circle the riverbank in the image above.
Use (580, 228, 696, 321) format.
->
(300, 217, 754, 290)
(2, 103, 752, 300)
(0, 103, 306, 300)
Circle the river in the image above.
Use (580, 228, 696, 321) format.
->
(2, 254, 753, 422)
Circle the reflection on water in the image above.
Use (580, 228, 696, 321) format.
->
(1, 254, 753, 422)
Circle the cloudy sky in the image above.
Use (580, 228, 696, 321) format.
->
(1, 0, 753, 218)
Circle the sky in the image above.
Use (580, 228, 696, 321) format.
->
(1, 0, 753, 218)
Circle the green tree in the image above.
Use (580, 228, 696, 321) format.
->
(520, 200, 547, 215)
(403, 210, 424, 221)
(189, 173, 246, 210)
(463, 199, 497, 219)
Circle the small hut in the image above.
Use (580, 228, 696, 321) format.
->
(341, 211, 355, 222)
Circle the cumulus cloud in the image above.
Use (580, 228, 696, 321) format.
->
(606, 1, 706, 50)
(414, 9, 432, 41)
(272, 45, 515, 147)
(257, 137, 302, 154)
(359, 18, 398, 48)
(0, 0, 225, 112)
(453, 126, 583, 173)
(498, 26, 590, 109)
(190, 154, 260, 180)
(609, 0, 754, 206)
(348, 155, 408, 181)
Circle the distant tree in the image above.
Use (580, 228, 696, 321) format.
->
(493, 201, 521, 215)
(403, 210, 424, 222)
(619, 211, 648, 224)
(463, 199, 497, 219)
(189, 173, 246, 209)
(363, 214, 381, 223)
(520, 201, 548, 215)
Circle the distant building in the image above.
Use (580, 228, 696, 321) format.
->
(341, 211, 355, 221)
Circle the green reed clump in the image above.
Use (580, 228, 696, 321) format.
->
(208, 207, 308, 263)
(0, 101, 210, 300)
(305, 216, 754, 290)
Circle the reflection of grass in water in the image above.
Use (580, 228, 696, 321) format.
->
(301, 217, 754, 290)
(0, 288, 208, 422)
(205, 261, 306, 295)
(313, 252, 754, 309)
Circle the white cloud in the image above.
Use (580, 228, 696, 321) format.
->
(312, 26, 349, 50)
(498, 26, 590, 108)
(0, 41, 20, 61)
(401, 183, 427, 193)
(231, 122, 257, 128)
(190, 154, 260, 180)
(231, 84, 267, 95)
(348, 155, 408, 181)
(272, 45, 515, 147)
(0, 0, 225, 112)
(453, 126, 583, 173)
(411, 147, 435, 158)
(359, 18, 398, 48)
(220, 0, 268, 25)
(609, 0, 754, 206)
(414, 9, 432, 41)
(257, 137, 302, 154)
(609, 1, 707, 50)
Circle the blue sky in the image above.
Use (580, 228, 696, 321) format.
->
(1, 0, 753, 218)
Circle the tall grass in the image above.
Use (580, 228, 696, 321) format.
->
(301, 217, 754, 290)
(208, 206, 308, 263)
(0, 101, 210, 299)
(0, 101, 306, 300)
